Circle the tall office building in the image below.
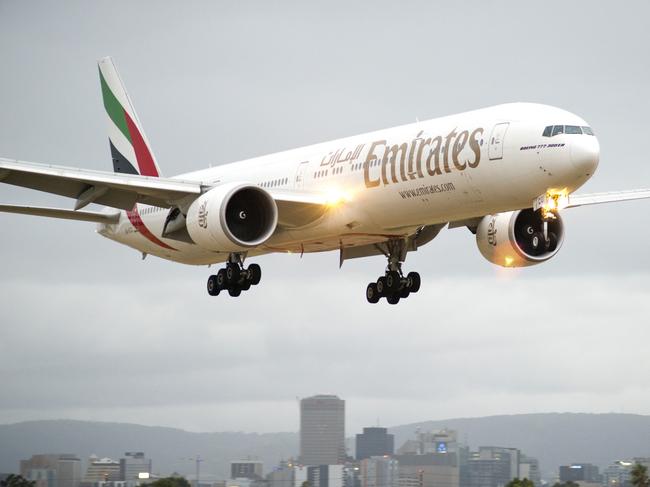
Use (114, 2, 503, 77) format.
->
(559, 464, 601, 484)
(119, 452, 152, 481)
(300, 395, 346, 465)
(231, 461, 264, 480)
(467, 447, 519, 487)
(82, 456, 121, 485)
(361, 456, 399, 487)
(356, 428, 394, 460)
(20, 454, 81, 487)
(307, 465, 344, 487)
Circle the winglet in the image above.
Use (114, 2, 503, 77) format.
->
(98, 56, 162, 178)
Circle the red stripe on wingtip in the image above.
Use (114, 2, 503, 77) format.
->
(126, 207, 176, 251)
(124, 110, 159, 177)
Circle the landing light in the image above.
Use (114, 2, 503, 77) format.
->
(534, 189, 569, 219)
(504, 256, 514, 267)
(324, 188, 353, 207)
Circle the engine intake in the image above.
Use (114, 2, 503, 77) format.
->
(186, 183, 278, 251)
(476, 208, 564, 267)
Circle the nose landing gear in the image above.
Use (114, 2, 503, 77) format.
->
(365, 239, 421, 304)
(207, 253, 261, 297)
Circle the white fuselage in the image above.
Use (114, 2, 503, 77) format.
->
(98, 103, 600, 265)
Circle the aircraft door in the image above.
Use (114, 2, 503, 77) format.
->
(488, 122, 510, 160)
(294, 161, 310, 189)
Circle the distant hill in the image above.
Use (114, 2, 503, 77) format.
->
(2, 413, 650, 480)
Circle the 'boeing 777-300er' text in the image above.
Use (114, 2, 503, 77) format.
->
(2, 57, 649, 304)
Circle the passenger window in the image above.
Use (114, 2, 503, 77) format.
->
(565, 125, 582, 134)
(582, 126, 594, 135)
(552, 125, 564, 136)
(542, 126, 552, 137)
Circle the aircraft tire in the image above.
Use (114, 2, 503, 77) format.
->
(216, 269, 228, 289)
(228, 286, 242, 297)
(386, 293, 400, 305)
(376, 276, 387, 296)
(248, 263, 262, 285)
(399, 285, 410, 299)
(385, 271, 400, 291)
(366, 283, 380, 304)
(407, 272, 421, 293)
(207, 275, 220, 296)
(225, 264, 237, 283)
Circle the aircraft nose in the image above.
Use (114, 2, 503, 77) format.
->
(570, 135, 600, 177)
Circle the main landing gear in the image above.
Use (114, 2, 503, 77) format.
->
(365, 239, 421, 305)
(206, 254, 261, 297)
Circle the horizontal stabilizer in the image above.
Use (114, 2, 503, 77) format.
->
(0, 204, 120, 223)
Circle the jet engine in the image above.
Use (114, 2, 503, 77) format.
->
(186, 182, 278, 251)
(476, 208, 564, 267)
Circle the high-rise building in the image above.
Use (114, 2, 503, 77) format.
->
(307, 465, 344, 487)
(518, 456, 540, 487)
(395, 453, 459, 487)
(559, 464, 601, 484)
(397, 430, 458, 456)
(20, 454, 81, 487)
(395, 429, 461, 487)
(231, 461, 264, 480)
(467, 447, 519, 487)
(603, 461, 634, 487)
(82, 456, 121, 485)
(356, 428, 394, 461)
(119, 452, 152, 482)
(360, 456, 399, 487)
(300, 395, 346, 466)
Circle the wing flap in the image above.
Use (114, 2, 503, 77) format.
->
(0, 204, 120, 223)
(0, 158, 202, 210)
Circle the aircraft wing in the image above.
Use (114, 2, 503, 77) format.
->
(0, 158, 330, 228)
(0, 204, 120, 223)
(0, 158, 202, 210)
(567, 189, 650, 208)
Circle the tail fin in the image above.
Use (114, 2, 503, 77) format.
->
(98, 56, 162, 177)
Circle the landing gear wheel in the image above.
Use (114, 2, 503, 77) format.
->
(385, 271, 400, 291)
(530, 231, 545, 255)
(546, 232, 558, 252)
(225, 264, 237, 283)
(399, 286, 410, 299)
(216, 269, 228, 289)
(386, 293, 401, 305)
(376, 276, 387, 296)
(248, 263, 262, 285)
(207, 275, 220, 296)
(207, 256, 262, 298)
(407, 272, 421, 293)
(366, 283, 380, 304)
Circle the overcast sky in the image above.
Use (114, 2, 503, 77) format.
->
(1, 0, 650, 435)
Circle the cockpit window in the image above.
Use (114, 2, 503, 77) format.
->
(543, 124, 595, 137)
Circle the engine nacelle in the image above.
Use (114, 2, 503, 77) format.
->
(186, 182, 278, 251)
(476, 208, 564, 267)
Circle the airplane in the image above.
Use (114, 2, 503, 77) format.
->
(2, 57, 650, 304)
